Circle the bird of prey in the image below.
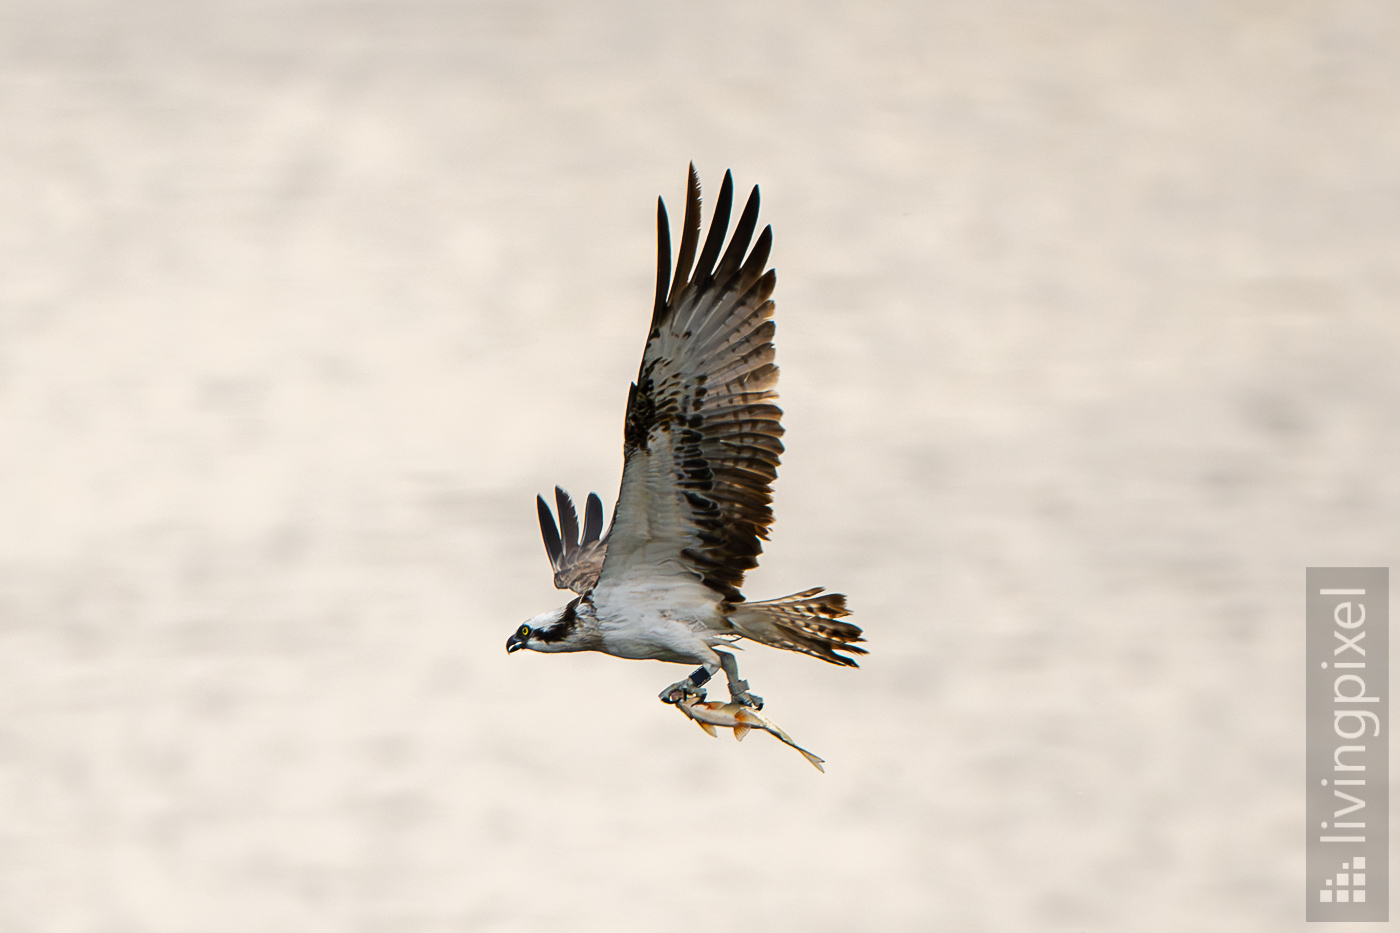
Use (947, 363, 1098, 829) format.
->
(506, 166, 865, 709)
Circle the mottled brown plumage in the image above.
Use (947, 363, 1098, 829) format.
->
(611, 165, 785, 603)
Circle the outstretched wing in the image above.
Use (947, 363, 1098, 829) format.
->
(537, 486, 608, 594)
(594, 165, 782, 604)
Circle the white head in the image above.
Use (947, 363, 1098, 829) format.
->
(506, 597, 587, 654)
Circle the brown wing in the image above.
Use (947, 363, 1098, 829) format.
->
(537, 486, 608, 594)
(593, 165, 782, 603)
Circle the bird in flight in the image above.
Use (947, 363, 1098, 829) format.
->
(506, 166, 865, 709)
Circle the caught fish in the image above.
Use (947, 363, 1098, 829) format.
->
(675, 695, 826, 772)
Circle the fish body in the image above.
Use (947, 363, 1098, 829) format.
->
(675, 696, 825, 772)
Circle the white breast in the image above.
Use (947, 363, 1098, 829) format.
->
(591, 575, 728, 663)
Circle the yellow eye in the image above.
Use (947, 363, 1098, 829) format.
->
(518, 625, 531, 638)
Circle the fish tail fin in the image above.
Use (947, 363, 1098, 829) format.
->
(766, 724, 827, 771)
(750, 714, 828, 773)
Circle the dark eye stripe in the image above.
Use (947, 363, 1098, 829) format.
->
(535, 598, 581, 644)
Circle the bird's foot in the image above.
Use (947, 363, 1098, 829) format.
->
(660, 681, 707, 705)
(660, 665, 713, 705)
(727, 680, 763, 710)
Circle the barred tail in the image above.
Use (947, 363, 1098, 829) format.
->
(727, 587, 866, 667)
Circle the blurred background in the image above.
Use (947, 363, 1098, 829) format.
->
(1, 1, 1397, 930)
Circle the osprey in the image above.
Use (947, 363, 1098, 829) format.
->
(506, 166, 865, 708)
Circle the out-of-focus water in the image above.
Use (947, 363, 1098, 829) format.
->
(1, 2, 1396, 930)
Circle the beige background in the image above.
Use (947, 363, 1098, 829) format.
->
(1, 1, 1397, 930)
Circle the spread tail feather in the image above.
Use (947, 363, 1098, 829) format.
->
(726, 587, 866, 667)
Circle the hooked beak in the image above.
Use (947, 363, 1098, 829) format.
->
(506, 632, 526, 654)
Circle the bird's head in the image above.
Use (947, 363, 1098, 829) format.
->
(507, 597, 583, 654)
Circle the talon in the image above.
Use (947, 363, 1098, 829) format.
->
(660, 682, 706, 705)
(734, 692, 763, 710)
(727, 679, 762, 710)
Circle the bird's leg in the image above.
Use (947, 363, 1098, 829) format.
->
(716, 650, 763, 709)
(659, 665, 712, 704)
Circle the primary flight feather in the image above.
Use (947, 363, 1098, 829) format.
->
(507, 166, 864, 709)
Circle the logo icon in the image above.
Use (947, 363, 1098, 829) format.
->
(1319, 857, 1367, 904)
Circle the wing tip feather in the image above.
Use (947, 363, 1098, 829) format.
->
(536, 494, 564, 569)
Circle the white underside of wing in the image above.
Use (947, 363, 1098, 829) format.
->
(594, 430, 703, 591)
